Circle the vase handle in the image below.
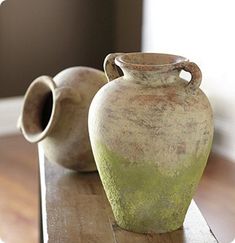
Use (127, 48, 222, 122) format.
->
(175, 61, 202, 90)
(103, 53, 123, 82)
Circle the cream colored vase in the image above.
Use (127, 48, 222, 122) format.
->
(19, 67, 107, 172)
(88, 53, 213, 233)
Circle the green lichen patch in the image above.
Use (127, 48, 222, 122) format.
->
(93, 141, 211, 233)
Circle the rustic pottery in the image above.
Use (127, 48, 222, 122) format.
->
(88, 53, 214, 233)
(19, 67, 107, 171)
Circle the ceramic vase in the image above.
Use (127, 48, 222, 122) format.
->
(88, 53, 213, 233)
(19, 66, 107, 172)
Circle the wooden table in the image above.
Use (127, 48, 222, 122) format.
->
(38, 146, 218, 243)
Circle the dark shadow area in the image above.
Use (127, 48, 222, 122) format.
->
(40, 91, 53, 131)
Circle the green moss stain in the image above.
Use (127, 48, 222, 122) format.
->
(93, 141, 212, 233)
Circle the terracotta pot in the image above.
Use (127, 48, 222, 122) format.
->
(88, 53, 214, 233)
(19, 67, 107, 172)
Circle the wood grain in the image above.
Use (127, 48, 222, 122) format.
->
(195, 153, 235, 243)
(0, 135, 39, 243)
(39, 145, 218, 243)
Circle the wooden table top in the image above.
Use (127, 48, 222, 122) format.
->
(38, 146, 218, 243)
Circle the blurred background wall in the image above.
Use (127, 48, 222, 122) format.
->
(1, 0, 234, 163)
(142, 0, 235, 162)
(0, 0, 142, 97)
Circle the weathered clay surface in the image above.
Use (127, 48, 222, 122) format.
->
(20, 67, 107, 171)
(88, 53, 213, 233)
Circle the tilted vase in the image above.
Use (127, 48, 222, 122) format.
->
(88, 53, 213, 233)
(19, 67, 107, 172)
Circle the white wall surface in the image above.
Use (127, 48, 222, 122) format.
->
(142, 0, 235, 162)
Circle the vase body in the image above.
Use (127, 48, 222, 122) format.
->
(19, 67, 107, 171)
(88, 53, 213, 233)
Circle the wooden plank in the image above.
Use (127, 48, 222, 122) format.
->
(39, 146, 218, 243)
(39, 145, 114, 243)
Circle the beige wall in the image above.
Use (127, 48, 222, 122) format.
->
(0, 0, 142, 97)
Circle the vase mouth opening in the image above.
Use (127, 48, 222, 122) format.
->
(21, 76, 57, 143)
(115, 53, 188, 71)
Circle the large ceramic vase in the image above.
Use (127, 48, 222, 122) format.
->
(19, 67, 107, 172)
(88, 53, 213, 233)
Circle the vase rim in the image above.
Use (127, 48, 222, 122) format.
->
(115, 52, 188, 71)
(21, 76, 58, 143)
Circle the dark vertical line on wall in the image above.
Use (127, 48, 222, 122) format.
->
(114, 0, 143, 52)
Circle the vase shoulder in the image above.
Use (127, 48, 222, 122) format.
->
(89, 77, 213, 174)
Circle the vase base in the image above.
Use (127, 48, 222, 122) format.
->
(114, 221, 183, 234)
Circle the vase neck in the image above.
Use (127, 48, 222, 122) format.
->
(115, 52, 187, 86)
(121, 68, 180, 86)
